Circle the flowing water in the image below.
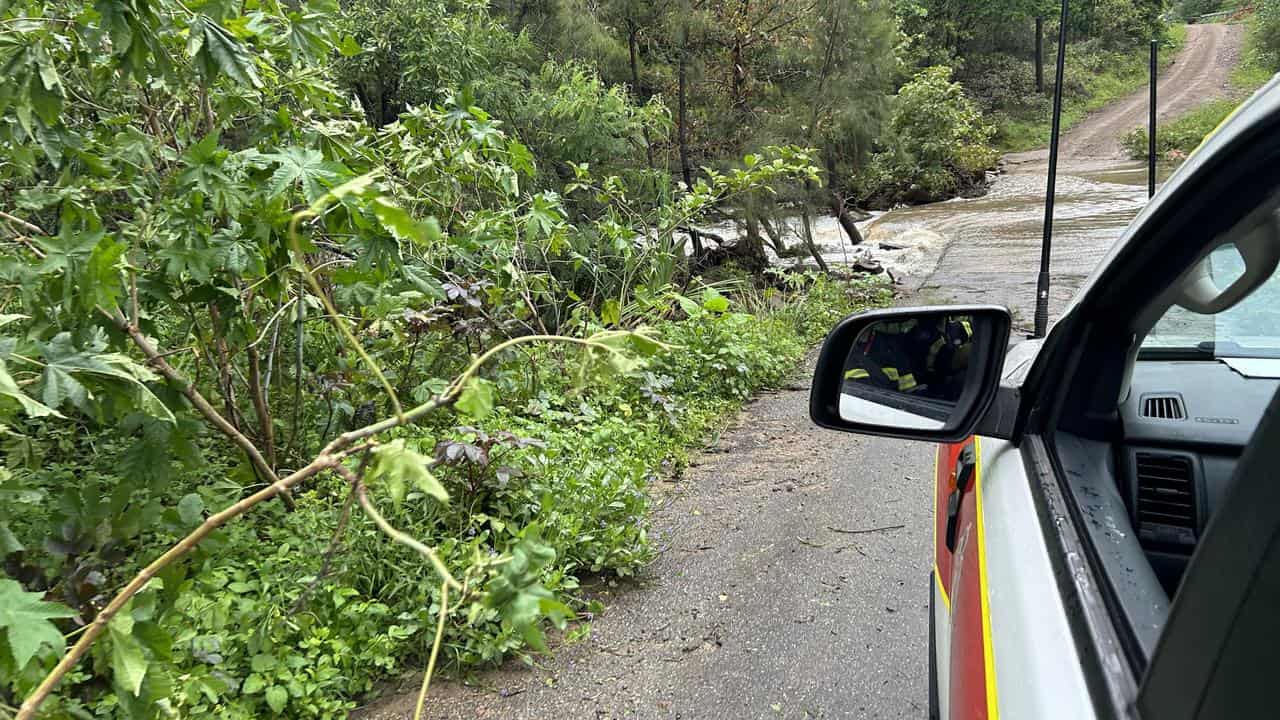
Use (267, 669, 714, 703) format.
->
(867, 161, 1174, 329)
(769, 159, 1176, 332)
(709, 159, 1175, 332)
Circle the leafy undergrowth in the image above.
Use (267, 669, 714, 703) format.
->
(1120, 98, 1239, 161)
(2, 275, 889, 719)
(977, 25, 1188, 153)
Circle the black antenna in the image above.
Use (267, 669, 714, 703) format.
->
(1149, 39, 1158, 198)
(1034, 0, 1070, 339)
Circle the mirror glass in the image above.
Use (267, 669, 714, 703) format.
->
(839, 314, 978, 430)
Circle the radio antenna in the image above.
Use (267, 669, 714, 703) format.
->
(1034, 0, 1070, 339)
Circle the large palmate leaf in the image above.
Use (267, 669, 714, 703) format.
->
(258, 147, 352, 203)
(0, 578, 75, 669)
(0, 357, 62, 419)
(187, 14, 262, 88)
(38, 333, 175, 423)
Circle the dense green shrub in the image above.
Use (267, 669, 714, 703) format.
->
(1258, 0, 1280, 69)
(0, 272, 888, 717)
(855, 66, 998, 207)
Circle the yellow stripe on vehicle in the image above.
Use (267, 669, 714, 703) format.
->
(934, 564, 952, 612)
(932, 448, 951, 613)
(973, 438, 1000, 720)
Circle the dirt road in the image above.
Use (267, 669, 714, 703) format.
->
(1006, 22, 1245, 167)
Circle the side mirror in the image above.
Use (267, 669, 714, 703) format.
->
(809, 306, 1012, 442)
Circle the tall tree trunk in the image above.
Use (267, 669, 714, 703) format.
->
(677, 10, 702, 257)
(829, 190, 865, 246)
(628, 23, 656, 170)
(761, 215, 787, 255)
(799, 203, 830, 273)
(739, 195, 769, 271)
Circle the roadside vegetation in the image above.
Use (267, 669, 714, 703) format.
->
(0, 1, 1176, 717)
(1124, 4, 1280, 161)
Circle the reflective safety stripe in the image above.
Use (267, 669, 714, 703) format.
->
(883, 367, 900, 381)
(898, 373, 918, 392)
(845, 368, 870, 380)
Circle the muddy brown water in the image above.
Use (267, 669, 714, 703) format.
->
(871, 160, 1177, 329)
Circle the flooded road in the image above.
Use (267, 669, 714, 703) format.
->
(866, 160, 1174, 330)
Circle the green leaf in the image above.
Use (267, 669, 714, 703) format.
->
(28, 72, 62, 126)
(0, 579, 74, 669)
(177, 493, 204, 525)
(265, 685, 288, 713)
(372, 197, 441, 246)
(39, 336, 175, 423)
(455, 377, 495, 420)
(369, 440, 448, 505)
(83, 235, 128, 309)
(250, 654, 277, 672)
(701, 288, 730, 313)
(260, 147, 351, 203)
(285, 11, 330, 64)
(242, 673, 266, 694)
(0, 522, 23, 556)
(0, 359, 63, 419)
(337, 35, 362, 57)
(188, 15, 262, 88)
(108, 612, 148, 696)
(600, 299, 621, 327)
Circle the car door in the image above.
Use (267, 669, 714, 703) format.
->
(813, 74, 1280, 720)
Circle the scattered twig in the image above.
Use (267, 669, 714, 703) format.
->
(825, 524, 904, 536)
(834, 543, 868, 557)
(796, 536, 828, 549)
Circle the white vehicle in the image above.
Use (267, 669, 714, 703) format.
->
(809, 76, 1280, 720)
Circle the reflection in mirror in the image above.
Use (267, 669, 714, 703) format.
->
(839, 314, 976, 430)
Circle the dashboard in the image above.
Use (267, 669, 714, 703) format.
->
(1118, 360, 1279, 591)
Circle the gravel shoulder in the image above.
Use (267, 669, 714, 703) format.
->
(354, 364, 933, 720)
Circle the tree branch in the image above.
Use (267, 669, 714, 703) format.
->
(15, 452, 339, 719)
(102, 307, 296, 510)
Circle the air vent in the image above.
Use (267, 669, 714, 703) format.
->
(1135, 453, 1196, 543)
(1141, 394, 1185, 420)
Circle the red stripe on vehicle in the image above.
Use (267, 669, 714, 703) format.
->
(935, 438, 993, 720)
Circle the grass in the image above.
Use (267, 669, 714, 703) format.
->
(996, 24, 1188, 152)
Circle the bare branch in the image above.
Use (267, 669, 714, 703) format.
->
(15, 453, 340, 719)
(101, 307, 296, 510)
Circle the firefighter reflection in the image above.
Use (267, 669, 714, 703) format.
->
(843, 316, 973, 402)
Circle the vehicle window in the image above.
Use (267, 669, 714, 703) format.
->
(1141, 243, 1280, 359)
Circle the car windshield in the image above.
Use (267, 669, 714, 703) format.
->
(1142, 244, 1280, 359)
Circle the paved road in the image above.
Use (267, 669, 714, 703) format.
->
(357, 374, 932, 720)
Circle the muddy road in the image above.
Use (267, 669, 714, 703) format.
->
(355, 23, 1247, 720)
(1006, 22, 1245, 166)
